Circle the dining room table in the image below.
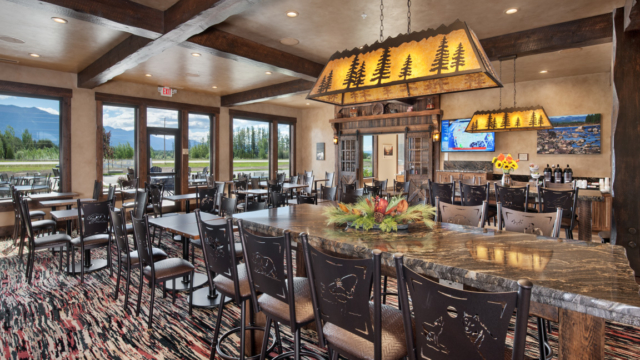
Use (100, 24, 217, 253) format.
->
(165, 193, 198, 213)
(232, 203, 640, 359)
(39, 198, 95, 211)
(28, 192, 79, 202)
(148, 211, 231, 308)
(14, 185, 49, 193)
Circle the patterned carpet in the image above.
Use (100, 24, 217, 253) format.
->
(1, 232, 640, 359)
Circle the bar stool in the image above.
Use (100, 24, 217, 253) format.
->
(195, 214, 275, 360)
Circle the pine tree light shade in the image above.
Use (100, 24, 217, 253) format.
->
(465, 106, 553, 133)
(307, 19, 503, 106)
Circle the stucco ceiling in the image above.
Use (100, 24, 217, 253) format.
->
(129, 0, 179, 11)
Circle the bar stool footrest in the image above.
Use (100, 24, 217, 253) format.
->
(215, 325, 276, 360)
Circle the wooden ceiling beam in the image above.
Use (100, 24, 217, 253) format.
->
(221, 80, 314, 107)
(182, 28, 324, 81)
(4, 0, 163, 39)
(625, 0, 640, 31)
(77, 0, 258, 88)
(480, 13, 613, 61)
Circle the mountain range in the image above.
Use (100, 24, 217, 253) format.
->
(0, 105, 60, 144)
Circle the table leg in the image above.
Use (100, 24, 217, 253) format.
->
(577, 199, 593, 241)
(186, 200, 190, 214)
(164, 235, 207, 291)
(557, 308, 605, 359)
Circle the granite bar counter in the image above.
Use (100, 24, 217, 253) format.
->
(233, 204, 640, 328)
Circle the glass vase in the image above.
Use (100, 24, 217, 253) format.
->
(502, 172, 512, 187)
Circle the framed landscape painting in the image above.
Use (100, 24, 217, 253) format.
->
(537, 114, 601, 154)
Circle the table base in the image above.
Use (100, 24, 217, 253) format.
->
(188, 286, 232, 308)
(164, 272, 207, 291)
(67, 259, 109, 274)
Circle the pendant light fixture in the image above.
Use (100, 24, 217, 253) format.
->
(465, 57, 552, 133)
(307, 0, 503, 106)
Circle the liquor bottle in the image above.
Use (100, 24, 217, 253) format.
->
(543, 164, 552, 183)
(554, 164, 563, 183)
(563, 164, 573, 183)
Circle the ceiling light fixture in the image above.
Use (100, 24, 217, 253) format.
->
(539, 70, 548, 74)
(286, 11, 298, 18)
(191, 52, 201, 57)
(212, 86, 218, 89)
(145, 73, 152, 77)
(280, 38, 299, 46)
(0, 36, 25, 44)
(29, 53, 40, 58)
(306, 103, 310, 105)
(505, 8, 518, 14)
(52, 17, 68, 24)
(265, 71, 272, 75)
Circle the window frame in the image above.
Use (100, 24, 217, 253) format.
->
(187, 111, 215, 188)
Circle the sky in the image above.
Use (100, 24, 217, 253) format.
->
(233, 118, 291, 137)
(0, 95, 60, 115)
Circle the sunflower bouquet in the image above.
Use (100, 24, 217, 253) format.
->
(323, 195, 436, 233)
(492, 153, 519, 174)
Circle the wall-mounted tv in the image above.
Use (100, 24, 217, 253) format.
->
(441, 119, 495, 152)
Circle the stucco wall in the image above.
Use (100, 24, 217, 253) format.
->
(296, 106, 336, 177)
(377, 134, 398, 186)
(439, 72, 613, 178)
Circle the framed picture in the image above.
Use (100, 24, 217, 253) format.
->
(383, 144, 394, 158)
(518, 153, 528, 161)
(316, 142, 325, 161)
(537, 114, 601, 154)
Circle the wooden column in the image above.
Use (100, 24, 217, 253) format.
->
(137, 105, 148, 185)
(177, 110, 189, 207)
(96, 100, 103, 188)
(290, 123, 296, 177)
(269, 120, 278, 180)
(60, 97, 72, 193)
(612, 7, 640, 275)
(558, 308, 605, 359)
(212, 114, 219, 180)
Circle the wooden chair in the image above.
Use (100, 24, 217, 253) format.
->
(321, 185, 337, 201)
(537, 187, 579, 239)
(494, 183, 531, 213)
(436, 197, 486, 228)
(71, 200, 113, 284)
(220, 197, 238, 217)
(394, 253, 533, 360)
(428, 179, 455, 205)
(498, 202, 562, 238)
(460, 182, 497, 225)
(239, 224, 322, 360)
(303, 236, 408, 360)
(196, 185, 218, 214)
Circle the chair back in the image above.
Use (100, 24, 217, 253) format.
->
(78, 200, 111, 238)
(290, 175, 299, 186)
(436, 198, 486, 228)
(239, 222, 297, 322)
(325, 172, 334, 187)
(303, 234, 382, 352)
(394, 254, 532, 360)
(133, 190, 148, 219)
(11, 187, 22, 223)
(460, 183, 490, 206)
(52, 168, 60, 177)
(251, 178, 261, 190)
(246, 201, 267, 212)
(297, 194, 317, 205)
(543, 179, 575, 190)
(321, 185, 337, 201)
(494, 183, 529, 212)
(277, 173, 286, 184)
(303, 175, 314, 194)
(146, 182, 165, 217)
(394, 180, 410, 193)
(428, 180, 455, 205)
(18, 196, 35, 242)
(150, 166, 162, 173)
(460, 177, 476, 185)
(220, 197, 237, 217)
(92, 180, 102, 200)
(107, 184, 116, 207)
(373, 179, 388, 191)
(0, 186, 11, 199)
(498, 202, 562, 237)
(538, 187, 578, 222)
(207, 175, 216, 188)
(364, 184, 382, 197)
(341, 188, 363, 204)
(120, 178, 138, 200)
(304, 170, 313, 177)
(271, 192, 288, 208)
(195, 213, 242, 302)
(130, 213, 156, 274)
(110, 207, 130, 256)
(196, 186, 218, 213)
(215, 181, 225, 194)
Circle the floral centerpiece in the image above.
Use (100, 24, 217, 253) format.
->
(324, 195, 436, 232)
(492, 153, 519, 186)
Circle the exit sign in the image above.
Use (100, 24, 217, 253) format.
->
(158, 86, 176, 97)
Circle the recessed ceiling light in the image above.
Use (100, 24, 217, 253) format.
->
(145, 73, 152, 77)
(286, 11, 298, 18)
(505, 8, 518, 14)
(539, 70, 548, 74)
(191, 52, 201, 57)
(280, 38, 299, 46)
(0, 36, 25, 44)
(359, 46, 364, 49)
(51, 17, 68, 24)
(29, 53, 40, 58)
(212, 86, 217, 89)
(265, 71, 272, 75)
(305, 103, 310, 105)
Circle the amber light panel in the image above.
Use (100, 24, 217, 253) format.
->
(465, 106, 553, 133)
(307, 19, 502, 106)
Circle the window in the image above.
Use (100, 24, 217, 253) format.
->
(0, 94, 60, 183)
(188, 113, 211, 180)
(102, 105, 135, 185)
(232, 118, 269, 178)
(147, 108, 179, 174)
(397, 135, 405, 174)
(277, 123, 291, 177)
(147, 107, 179, 128)
(363, 135, 373, 178)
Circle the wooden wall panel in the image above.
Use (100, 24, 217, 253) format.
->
(60, 97, 72, 192)
(96, 100, 103, 188)
(137, 105, 148, 185)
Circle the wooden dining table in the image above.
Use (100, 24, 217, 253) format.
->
(232, 203, 640, 360)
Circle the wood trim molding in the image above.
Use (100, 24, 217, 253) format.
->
(228, 112, 233, 180)
(95, 92, 220, 114)
(626, 0, 640, 31)
(0, 80, 72, 99)
(329, 109, 442, 124)
(137, 105, 148, 184)
(96, 100, 104, 188)
(228, 109, 297, 124)
(212, 114, 219, 180)
(221, 79, 314, 107)
(178, 110, 189, 208)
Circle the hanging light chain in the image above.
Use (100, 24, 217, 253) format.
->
(513, 57, 517, 107)
(407, 0, 411, 34)
(380, 0, 384, 42)
(499, 61, 502, 110)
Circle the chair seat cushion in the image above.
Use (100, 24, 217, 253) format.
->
(31, 219, 56, 229)
(143, 258, 194, 280)
(258, 277, 314, 324)
(34, 233, 72, 248)
(71, 234, 110, 246)
(323, 303, 408, 360)
(125, 223, 134, 234)
(214, 264, 251, 298)
(190, 239, 243, 258)
(29, 210, 46, 218)
(124, 247, 167, 266)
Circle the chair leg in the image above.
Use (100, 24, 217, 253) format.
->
(259, 317, 272, 360)
(172, 276, 176, 304)
(136, 273, 144, 316)
(59, 246, 63, 272)
(148, 281, 156, 329)
(331, 348, 338, 360)
(294, 328, 301, 360)
(163, 281, 167, 299)
(114, 257, 122, 300)
(71, 246, 76, 277)
(188, 271, 194, 316)
(382, 276, 388, 304)
(80, 246, 85, 284)
(209, 294, 226, 360)
(124, 266, 131, 312)
(107, 241, 113, 277)
(239, 300, 247, 360)
(26, 250, 33, 284)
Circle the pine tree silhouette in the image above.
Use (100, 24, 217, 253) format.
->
(487, 114, 495, 129)
(514, 117, 521, 128)
(343, 55, 360, 89)
(354, 61, 367, 87)
(528, 112, 535, 126)
(471, 119, 478, 131)
(317, 75, 328, 93)
(325, 70, 334, 92)
(370, 48, 392, 85)
(451, 42, 466, 72)
(430, 36, 450, 75)
(399, 54, 413, 80)
(501, 112, 510, 129)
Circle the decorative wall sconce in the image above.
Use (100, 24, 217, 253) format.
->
(333, 136, 339, 145)
(432, 131, 441, 142)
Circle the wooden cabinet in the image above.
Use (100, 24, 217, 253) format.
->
(405, 132, 432, 185)
(436, 171, 489, 183)
(592, 193, 612, 232)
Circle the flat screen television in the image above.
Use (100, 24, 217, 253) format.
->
(441, 119, 495, 152)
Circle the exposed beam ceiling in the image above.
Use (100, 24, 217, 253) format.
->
(480, 13, 613, 61)
(221, 79, 314, 107)
(77, 0, 258, 88)
(625, 0, 640, 31)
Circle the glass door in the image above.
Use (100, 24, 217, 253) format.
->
(148, 130, 178, 195)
